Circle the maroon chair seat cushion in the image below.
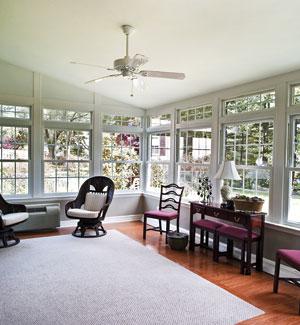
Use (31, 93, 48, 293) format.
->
(277, 249, 300, 270)
(144, 210, 178, 220)
(193, 219, 225, 231)
(217, 225, 259, 240)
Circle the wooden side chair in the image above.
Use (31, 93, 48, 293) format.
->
(273, 249, 300, 314)
(0, 194, 29, 248)
(65, 176, 115, 238)
(143, 184, 184, 243)
(189, 219, 226, 262)
(215, 214, 265, 275)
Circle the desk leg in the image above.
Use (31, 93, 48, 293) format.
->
(256, 240, 263, 272)
(245, 240, 252, 275)
(189, 225, 195, 251)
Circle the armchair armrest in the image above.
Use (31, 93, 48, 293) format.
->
(98, 203, 111, 220)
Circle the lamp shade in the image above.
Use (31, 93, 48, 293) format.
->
(214, 160, 241, 180)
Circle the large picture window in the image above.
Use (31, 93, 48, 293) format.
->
(223, 121, 273, 212)
(43, 109, 91, 193)
(177, 128, 211, 197)
(102, 132, 141, 190)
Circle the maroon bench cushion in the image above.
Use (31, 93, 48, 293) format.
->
(193, 219, 225, 231)
(217, 225, 259, 240)
(277, 249, 300, 270)
(144, 210, 178, 220)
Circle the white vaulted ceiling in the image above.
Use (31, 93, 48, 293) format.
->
(1, 0, 300, 108)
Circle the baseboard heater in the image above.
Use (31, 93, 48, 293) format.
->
(14, 203, 60, 232)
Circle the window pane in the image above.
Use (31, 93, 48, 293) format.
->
(102, 132, 141, 190)
(43, 128, 91, 193)
(150, 133, 170, 161)
(150, 114, 171, 127)
(177, 128, 211, 163)
(224, 121, 273, 167)
(177, 165, 209, 198)
(179, 105, 212, 123)
(149, 163, 168, 190)
(0, 105, 30, 119)
(289, 171, 300, 222)
(291, 85, 300, 106)
(43, 109, 91, 123)
(224, 90, 275, 115)
(229, 169, 270, 213)
(103, 114, 141, 127)
(0, 124, 30, 196)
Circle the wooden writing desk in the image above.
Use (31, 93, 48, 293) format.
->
(190, 201, 265, 275)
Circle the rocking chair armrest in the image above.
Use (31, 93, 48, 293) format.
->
(11, 203, 27, 213)
(98, 203, 110, 219)
(65, 200, 77, 214)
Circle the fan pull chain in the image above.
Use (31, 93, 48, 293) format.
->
(130, 79, 134, 97)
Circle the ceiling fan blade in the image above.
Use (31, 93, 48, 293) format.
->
(130, 54, 148, 68)
(139, 70, 185, 80)
(70, 61, 115, 71)
(85, 74, 122, 84)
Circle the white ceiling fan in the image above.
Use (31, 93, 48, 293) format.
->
(70, 25, 185, 95)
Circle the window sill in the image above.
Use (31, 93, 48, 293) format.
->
(265, 221, 300, 236)
(6, 191, 143, 203)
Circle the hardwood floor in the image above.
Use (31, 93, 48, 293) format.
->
(18, 221, 300, 324)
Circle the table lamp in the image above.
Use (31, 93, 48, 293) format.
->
(214, 160, 241, 202)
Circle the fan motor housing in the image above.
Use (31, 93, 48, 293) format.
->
(114, 57, 135, 72)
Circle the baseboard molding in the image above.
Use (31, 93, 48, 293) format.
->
(60, 214, 143, 228)
(145, 218, 300, 278)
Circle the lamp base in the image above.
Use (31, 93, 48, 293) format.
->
(220, 184, 232, 202)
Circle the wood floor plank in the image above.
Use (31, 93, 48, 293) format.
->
(18, 221, 300, 324)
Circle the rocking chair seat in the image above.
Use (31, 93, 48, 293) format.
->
(144, 210, 178, 220)
(2, 212, 29, 226)
(67, 208, 99, 219)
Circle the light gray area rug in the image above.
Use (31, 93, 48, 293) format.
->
(0, 231, 263, 325)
